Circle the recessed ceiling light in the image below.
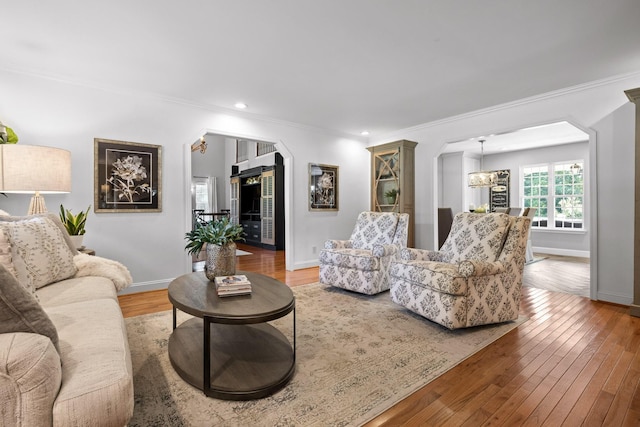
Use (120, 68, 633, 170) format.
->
(361, 131, 370, 136)
(234, 102, 247, 109)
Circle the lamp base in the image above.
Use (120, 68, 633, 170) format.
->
(28, 192, 47, 215)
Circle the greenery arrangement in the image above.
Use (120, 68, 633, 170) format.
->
(59, 205, 91, 236)
(0, 120, 18, 144)
(384, 188, 399, 202)
(184, 216, 245, 255)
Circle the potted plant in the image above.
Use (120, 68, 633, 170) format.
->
(0, 120, 18, 144)
(59, 204, 91, 249)
(184, 216, 246, 280)
(384, 188, 399, 205)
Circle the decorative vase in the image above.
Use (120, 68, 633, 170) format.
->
(69, 235, 85, 250)
(204, 241, 237, 280)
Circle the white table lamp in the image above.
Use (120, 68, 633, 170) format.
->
(0, 145, 72, 214)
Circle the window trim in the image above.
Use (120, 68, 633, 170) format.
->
(521, 160, 586, 232)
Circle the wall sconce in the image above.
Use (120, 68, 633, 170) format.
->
(570, 163, 583, 175)
(191, 137, 207, 154)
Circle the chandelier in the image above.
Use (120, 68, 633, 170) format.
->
(468, 139, 498, 188)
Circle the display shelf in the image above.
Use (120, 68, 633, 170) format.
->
(367, 140, 417, 247)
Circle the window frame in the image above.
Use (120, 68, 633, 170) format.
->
(521, 160, 585, 231)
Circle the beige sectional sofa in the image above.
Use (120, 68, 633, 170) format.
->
(0, 213, 134, 426)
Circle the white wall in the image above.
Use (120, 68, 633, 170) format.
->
(592, 102, 635, 304)
(371, 71, 640, 305)
(0, 69, 370, 293)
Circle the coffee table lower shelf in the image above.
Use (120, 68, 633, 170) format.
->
(168, 317, 295, 400)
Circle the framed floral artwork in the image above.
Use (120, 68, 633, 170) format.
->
(94, 138, 162, 213)
(309, 163, 338, 211)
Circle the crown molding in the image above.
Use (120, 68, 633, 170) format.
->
(0, 64, 367, 142)
(625, 87, 640, 102)
(375, 70, 640, 141)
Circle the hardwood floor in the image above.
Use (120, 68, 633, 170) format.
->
(118, 245, 640, 426)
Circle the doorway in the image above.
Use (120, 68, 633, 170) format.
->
(435, 120, 597, 299)
(184, 131, 293, 273)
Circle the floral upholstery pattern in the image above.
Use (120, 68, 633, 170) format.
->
(319, 212, 409, 295)
(439, 212, 511, 263)
(390, 214, 530, 329)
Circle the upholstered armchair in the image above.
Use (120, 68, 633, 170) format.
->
(389, 212, 530, 329)
(319, 211, 409, 295)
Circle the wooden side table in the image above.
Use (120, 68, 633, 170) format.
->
(79, 248, 96, 256)
(168, 271, 296, 400)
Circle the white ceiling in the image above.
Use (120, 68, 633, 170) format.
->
(441, 121, 590, 155)
(2, 1, 640, 137)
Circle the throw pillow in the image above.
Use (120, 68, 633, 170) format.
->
(0, 214, 78, 290)
(0, 264, 59, 352)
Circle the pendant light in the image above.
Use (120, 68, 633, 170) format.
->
(468, 139, 498, 188)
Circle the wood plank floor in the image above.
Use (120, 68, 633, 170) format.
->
(118, 244, 640, 426)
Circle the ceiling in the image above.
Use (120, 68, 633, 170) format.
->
(441, 121, 590, 155)
(2, 1, 640, 137)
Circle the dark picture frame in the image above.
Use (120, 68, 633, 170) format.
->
(309, 163, 338, 211)
(94, 138, 162, 213)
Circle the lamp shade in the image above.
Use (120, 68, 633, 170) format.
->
(0, 145, 71, 194)
(468, 171, 498, 188)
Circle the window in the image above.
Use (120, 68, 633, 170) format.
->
(236, 139, 249, 163)
(256, 141, 277, 157)
(522, 161, 584, 230)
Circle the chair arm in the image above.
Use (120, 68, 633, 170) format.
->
(324, 239, 352, 249)
(458, 260, 505, 278)
(399, 248, 444, 261)
(0, 333, 62, 427)
(372, 244, 399, 257)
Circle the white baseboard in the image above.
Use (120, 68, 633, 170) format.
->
(596, 290, 632, 306)
(533, 246, 590, 258)
(118, 279, 171, 295)
(292, 260, 320, 271)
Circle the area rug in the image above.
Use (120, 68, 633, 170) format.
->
(126, 283, 526, 426)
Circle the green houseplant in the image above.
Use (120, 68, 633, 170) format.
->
(384, 188, 399, 205)
(0, 120, 18, 144)
(59, 204, 91, 249)
(185, 216, 246, 280)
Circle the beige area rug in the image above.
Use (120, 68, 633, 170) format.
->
(126, 283, 526, 426)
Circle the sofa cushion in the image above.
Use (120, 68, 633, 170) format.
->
(46, 298, 134, 426)
(0, 333, 62, 427)
(319, 248, 380, 271)
(440, 213, 510, 264)
(37, 276, 118, 308)
(0, 215, 78, 290)
(0, 264, 60, 351)
(349, 212, 399, 250)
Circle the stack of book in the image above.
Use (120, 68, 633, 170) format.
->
(214, 275, 252, 297)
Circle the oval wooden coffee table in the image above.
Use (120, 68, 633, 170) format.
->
(167, 271, 295, 400)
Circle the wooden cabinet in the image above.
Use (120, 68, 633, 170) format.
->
(230, 153, 284, 250)
(367, 140, 417, 247)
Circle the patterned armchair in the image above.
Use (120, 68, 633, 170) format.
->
(389, 212, 530, 329)
(319, 211, 409, 295)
